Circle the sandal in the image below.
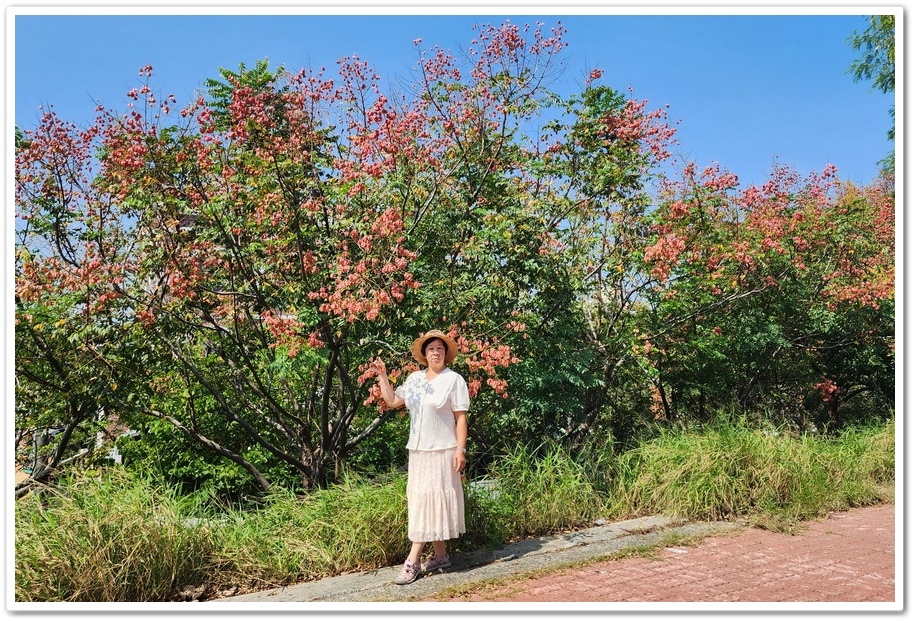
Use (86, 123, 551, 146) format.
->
(394, 560, 421, 585)
(420, 554, 452, 574)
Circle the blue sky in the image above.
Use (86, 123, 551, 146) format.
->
(11, 6, 897, 189)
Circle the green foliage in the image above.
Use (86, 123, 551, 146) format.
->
(209, 470, 409, 585)
(635, 166, 894, 433)
(344, 412, 410, 475)
(846, 14, 895, 172)
(204, 59, 285, 132)
(14, 419, 894, 601)
(847, 15, 895, 96)
(496, 322, 603, 447)
(15, 470, 212, 601)
(604, 415, 895, 528)
(486, 441, 603, 537)
(119, 414, 301, 503)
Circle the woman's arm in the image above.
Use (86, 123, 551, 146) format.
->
(368, 358, 405, 410)
(453, 410, 468, 472)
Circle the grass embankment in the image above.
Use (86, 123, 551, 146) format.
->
(14, 418, 895, 602)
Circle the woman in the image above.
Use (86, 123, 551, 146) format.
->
(367, 329, 469, 585)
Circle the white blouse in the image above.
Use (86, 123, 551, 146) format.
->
(395, 368, 470, 451)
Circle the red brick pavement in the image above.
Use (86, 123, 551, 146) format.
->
(439, 504, 898, 605)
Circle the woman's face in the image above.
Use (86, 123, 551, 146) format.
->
(424, 338, 447, 370)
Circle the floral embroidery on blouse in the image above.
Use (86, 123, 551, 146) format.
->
(403, 375, 435, 413)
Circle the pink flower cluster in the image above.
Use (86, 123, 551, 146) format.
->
(643, 233, 686, 281)
(812, 378, 839, 403)
(463, 337, 520, 399)
(309, 233, 420, 323)
(260, 310, 306, 357)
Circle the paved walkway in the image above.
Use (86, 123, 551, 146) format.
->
(212, 503, 899, 613)
(437, 503, 898, 608)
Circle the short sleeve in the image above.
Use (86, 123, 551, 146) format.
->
(451, 374, 470, 412)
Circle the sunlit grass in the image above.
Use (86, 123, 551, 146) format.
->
(14, 417, 894, 601)
(14, 470, 212, 602)
(603, 417, 895, 531)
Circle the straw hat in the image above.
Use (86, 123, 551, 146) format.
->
(410, 329, 459, 366)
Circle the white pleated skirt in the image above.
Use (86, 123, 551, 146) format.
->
(406, 448, 466, 543)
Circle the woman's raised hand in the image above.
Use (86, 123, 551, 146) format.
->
(368, 357, 387, 379)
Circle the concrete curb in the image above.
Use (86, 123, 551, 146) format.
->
(214, 515, 739, 603)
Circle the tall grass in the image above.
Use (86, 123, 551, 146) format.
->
(15, 418, 894, 601)
(15, 470, 213, 601)
(486, 441, 603, 538)
(604, 417, 895, 529)
(208, 470, 408, 590)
